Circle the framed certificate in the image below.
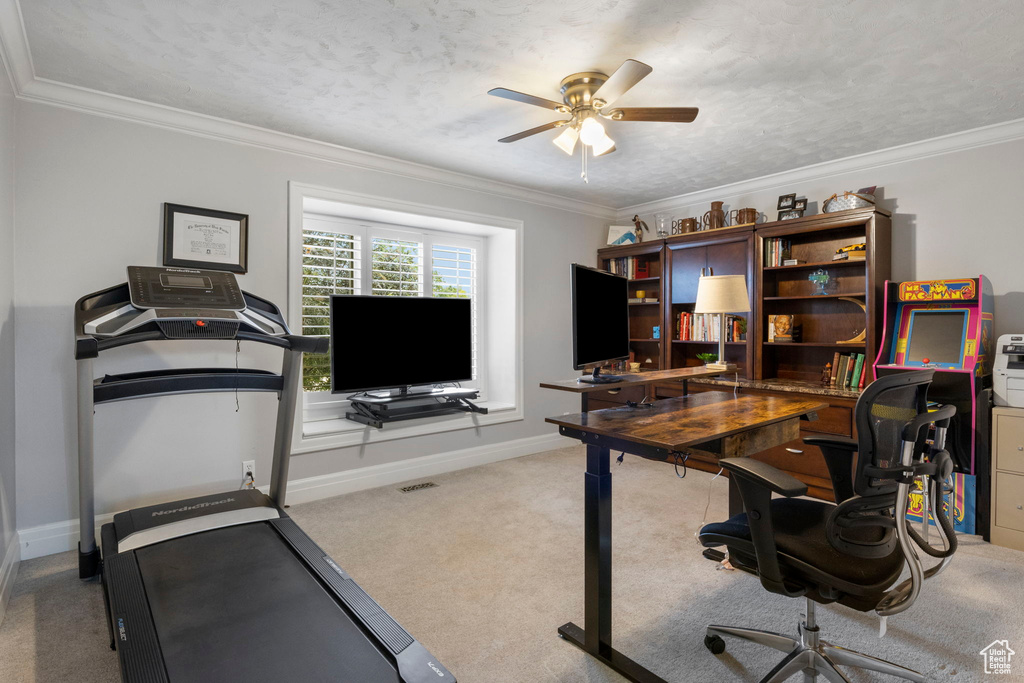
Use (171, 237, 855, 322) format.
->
(162, 203, 248, 273)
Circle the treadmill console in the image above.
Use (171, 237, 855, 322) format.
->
(128, 265, 244, 311)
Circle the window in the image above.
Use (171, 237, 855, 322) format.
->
(300, 216, 483, 405)
(288, 182, 522, 451)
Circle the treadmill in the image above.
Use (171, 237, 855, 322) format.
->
(75, 266, 455, 683)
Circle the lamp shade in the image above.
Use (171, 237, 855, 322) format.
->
(694, 274, 750, 313)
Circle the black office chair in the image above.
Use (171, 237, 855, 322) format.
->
(698, 370, 958, 682)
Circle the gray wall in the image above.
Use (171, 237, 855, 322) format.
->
(619, 136, 1024, 336)
(13, 101, 606, 531)
(0, 67, 17, 596)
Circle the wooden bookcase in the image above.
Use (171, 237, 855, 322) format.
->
(663, 226, 755, 376)
(755, 207, 892, 383)
(594, 207, 892, 499)
(596, 240, 666, 371)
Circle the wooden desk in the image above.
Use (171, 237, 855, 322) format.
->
(545, 391, 827, 683)
(540, 366, 723, 411)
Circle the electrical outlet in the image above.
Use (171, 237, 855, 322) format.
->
(242, 460, 255, 484)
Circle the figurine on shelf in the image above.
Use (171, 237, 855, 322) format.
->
(821, 362, 832, 386)
(632, 214, 649, 243)
(808, 268, 830, 295)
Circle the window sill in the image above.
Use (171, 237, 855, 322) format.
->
(294, 401, 521, 454)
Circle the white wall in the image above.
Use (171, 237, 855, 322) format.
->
(13, 101, 606, 533)
(0, 65, 18, 612)
(619, 134, 1024, 335)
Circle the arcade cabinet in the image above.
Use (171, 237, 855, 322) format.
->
(874, 276, 994, 539)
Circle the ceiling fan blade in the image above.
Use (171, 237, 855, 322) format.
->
(488, 87, 566, 111)
(592, 59, 653, 108)
(607, 107, 699, 122)
(498, 120, 567, 143)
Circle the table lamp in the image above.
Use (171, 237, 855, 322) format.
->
(694, 273, 751, 371)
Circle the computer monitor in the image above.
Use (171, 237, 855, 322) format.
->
(571, 263, 629, 383)
(330, 295, 473, 394)
(905, 309, 968, 366)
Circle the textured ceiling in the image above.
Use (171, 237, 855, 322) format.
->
(19, 0, 1024, 207)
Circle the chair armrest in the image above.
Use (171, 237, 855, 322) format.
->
(901, 404, 956, 440)
(719, 458, 807, 599)
(803, 436, 858, 502)
(720, 458, 807, 498)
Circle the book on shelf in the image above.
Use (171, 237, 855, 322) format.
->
(628, 297, 659, 304)
(782, 258, 806, 266)
(827, 352, 865, 390)
(605, 256, 653, 279)
(676, 312, 745, 342)
(850, 353, 865, 388)
(764, 238, 793, 267)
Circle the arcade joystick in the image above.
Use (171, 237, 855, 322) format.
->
(922, 358, 929, 364)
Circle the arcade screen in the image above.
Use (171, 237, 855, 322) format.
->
(905, 310, 968, 365)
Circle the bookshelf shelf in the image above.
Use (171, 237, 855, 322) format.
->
(672, 340, 746, 345)
(628, 301, 660, 306)
(763, 342, 866, 348)
(763, 260, 865, 271)
(629, 276, 661, 283)
(630, 338, 660, 342)
(763, 293, 866, 301)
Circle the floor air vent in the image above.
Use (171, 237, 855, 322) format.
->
(397, 482, 438, 493)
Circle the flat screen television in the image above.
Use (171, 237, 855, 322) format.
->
(904, 309, 968, 367)
(330, 295, 473, 394)
(571, 263, 629, 383)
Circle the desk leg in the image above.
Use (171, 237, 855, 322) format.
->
(557, 444, 669, 683)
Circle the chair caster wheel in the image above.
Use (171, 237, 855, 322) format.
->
(705, 634, 726, 655)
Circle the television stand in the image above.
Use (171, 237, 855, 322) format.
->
(346, 388, 488, 428)
(577, 367, 623, 384)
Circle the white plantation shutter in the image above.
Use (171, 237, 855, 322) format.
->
(300, 215, 485, 411)
(431, 243, 478, 380)
(371, 235, 424, 296)
(300, 225, 362, 392)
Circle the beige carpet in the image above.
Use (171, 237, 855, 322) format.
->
(2, 445, 1023, 682)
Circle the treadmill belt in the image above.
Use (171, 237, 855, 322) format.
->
(135, 523, 400, 683)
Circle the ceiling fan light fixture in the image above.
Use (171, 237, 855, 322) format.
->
(579, 116, 606, 146)
(553, 125, 579, 155)
(591, 133, 615, 156)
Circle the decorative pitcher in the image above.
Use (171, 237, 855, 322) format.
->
(702, 201, 725, 230)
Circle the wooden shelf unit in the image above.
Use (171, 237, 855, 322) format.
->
(664, 228, 755, 375)
(756, 208, 891, 383)
(596, 240, 666, 371)
(596, 207, 892, 504)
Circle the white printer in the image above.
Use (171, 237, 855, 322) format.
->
(995, 334, 1024, 407)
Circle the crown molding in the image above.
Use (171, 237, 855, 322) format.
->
(0, 0, 615, 221)
(618, 116, 1024, 218)
(0, 0, 31, 92)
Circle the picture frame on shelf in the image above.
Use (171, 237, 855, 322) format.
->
(778, 209, 804, 221)
(163, 203, 248, 273)
(607, 224, 638, 246)
(777, 193, 796, 210)
(794, 198, 808, 211)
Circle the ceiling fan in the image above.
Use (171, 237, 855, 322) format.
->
(488, 59, 698, 181)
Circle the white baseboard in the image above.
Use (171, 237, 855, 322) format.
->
(18, 432, 575, 561)
(0, 531, 20, 625)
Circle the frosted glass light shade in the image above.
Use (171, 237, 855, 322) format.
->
(553, 126, 579, 155)
(590, 132, 615, 155)
(579, 116, 606, 145)
(694, 274, 751, 313)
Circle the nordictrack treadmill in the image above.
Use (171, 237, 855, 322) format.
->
(76, 266, 455, 683)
